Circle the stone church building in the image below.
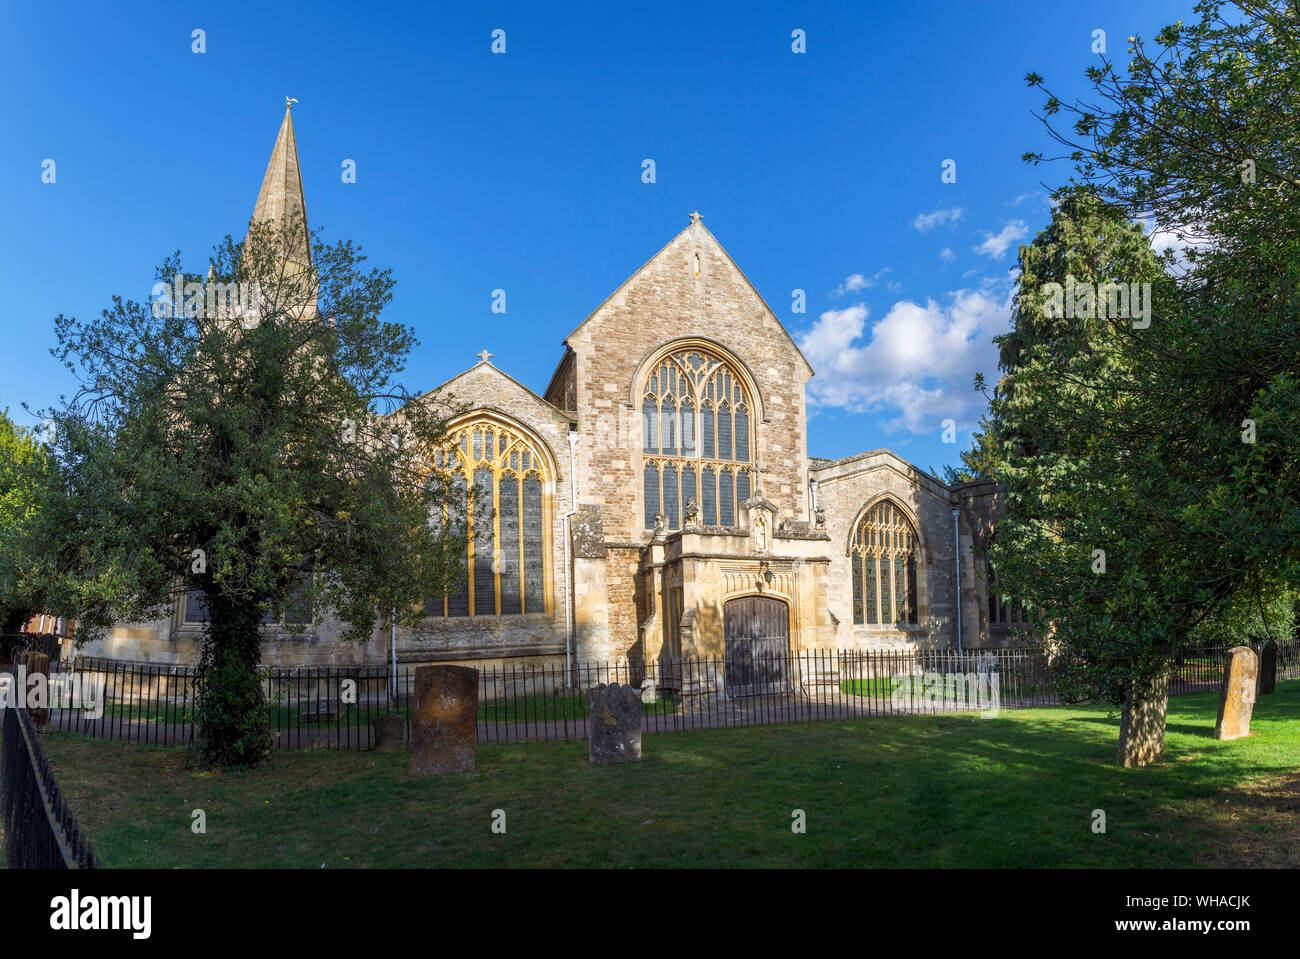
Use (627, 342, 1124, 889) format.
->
(83, 107, 1027, 671)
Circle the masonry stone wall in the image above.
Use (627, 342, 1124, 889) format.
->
(79, 606, 389, 666)
(395, 362, 574, 666)
(669, 529, 834, 657)
(600, 546, 643, 662)
(562, 220, 814, 549)
(811, 452, 959, 650)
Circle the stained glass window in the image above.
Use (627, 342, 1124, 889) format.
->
(641, 346, 755, 530)
(429, 419, 549, 617)
(850, 500, 920, 626)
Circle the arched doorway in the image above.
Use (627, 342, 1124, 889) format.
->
(723, 596, 790, 695)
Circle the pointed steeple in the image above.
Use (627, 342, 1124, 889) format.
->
(248, 99, 311, 268)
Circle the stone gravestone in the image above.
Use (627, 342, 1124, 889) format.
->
(588, 683, 642, 764)
(1258, 640, 1277, 696)
(19, 650, 51, 733)
(1214, 646, 1258, 741)
(372, 714, 405, 753)
(409, 665, 477, 776)
(1117, 670, 1169, 768)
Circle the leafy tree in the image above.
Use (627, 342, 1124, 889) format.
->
(0, 409, 53, 632)
(1005, 0, 1300, 763)
(36, 217, 467, 767)
(1193, 579, 1297, 648)
(951, 187, 1163, 488)
(986, 188, 1184, 763)
(942, 414, 1001, 485)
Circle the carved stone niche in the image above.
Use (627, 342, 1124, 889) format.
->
(741, 494, 778, 553)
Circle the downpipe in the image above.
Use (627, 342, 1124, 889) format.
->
(952, 508, 963, 655)
(564, 430, 579, 686)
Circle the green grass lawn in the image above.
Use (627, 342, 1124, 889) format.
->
(839, 677, 897, 697)
(839, 675, 1054, 699)
(32, 680, 1300, 868)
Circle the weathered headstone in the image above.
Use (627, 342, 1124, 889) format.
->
(372, 714, 405, 752)
(1214, 646, 1258, 741)
(19, 650, 51, 733)
(588, 683, 642, 764)
(1117, 670, 1169, 767)
(1258, 640, 1277, 696)
(409, 665, 477, 776)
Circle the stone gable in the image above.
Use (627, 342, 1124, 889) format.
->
(564, 219, 814, 546)
(811, 451, 958, 649)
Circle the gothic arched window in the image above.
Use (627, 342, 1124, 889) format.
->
(986, 561, 1026, 626)
(850, 500, 919, 626)
(642, 346, 754, 530)
(428, 419, 549, 617)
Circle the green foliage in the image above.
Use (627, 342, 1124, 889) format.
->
(0, 409, 54, 631)
(34, 216, 469, 766)
(1194, 582, 1298, 647)
(1001, 1, 1300, 717)
(987, 188, 1180, 705)
(942, 414, 1001, 485)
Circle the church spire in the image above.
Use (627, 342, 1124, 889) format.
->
(248, 99, 311, 268)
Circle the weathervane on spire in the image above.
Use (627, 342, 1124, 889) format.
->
(285, 96, 299, 110)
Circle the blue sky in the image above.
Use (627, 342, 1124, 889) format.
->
(0, 0, 1192, 475)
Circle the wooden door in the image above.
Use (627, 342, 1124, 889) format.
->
(723, 596, 790, 695)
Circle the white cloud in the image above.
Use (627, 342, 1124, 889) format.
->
(797, 284, 1013, 436)
(939, 248, 955, 262)
(1007, 191, 1049, 209)
(973, 220, 1029, 258)
(834, 273, 869, 295)
(832, 268, 892, 297)
(1143, 218, 1213, 275)
(913, 207, 963, 232)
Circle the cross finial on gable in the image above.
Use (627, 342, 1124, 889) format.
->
(689, 210, 702, 224)
(476, 349, 494, 364)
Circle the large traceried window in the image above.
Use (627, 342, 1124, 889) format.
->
(428, 419, 549, 617)
(851, 500, 919, 626)
(642, 346, 754, 530)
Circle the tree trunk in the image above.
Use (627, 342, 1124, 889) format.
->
(196, 592, 270, 767)
(1116, 669, 1169, 768)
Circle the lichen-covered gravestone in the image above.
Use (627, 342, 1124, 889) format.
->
(588, 683, 642, 764)
(1258, 640, 1277, 696)
(409, 665, 477, 776)
(1117, 670, 1169, 768)
(1213, 646, 1258, 742)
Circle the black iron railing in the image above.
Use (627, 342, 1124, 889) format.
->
(26, 641, 1300, 750)
(1, 702, 101, 869)
(0, 632, 67, 665)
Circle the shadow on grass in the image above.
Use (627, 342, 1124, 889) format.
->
(36, 681, 1300, 869)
